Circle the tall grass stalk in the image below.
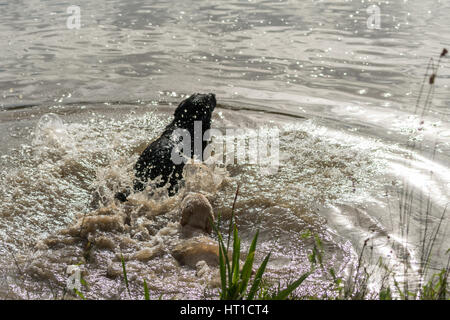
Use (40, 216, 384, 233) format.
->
(384, 48, 449, 299)
(121, 254, 131, 298)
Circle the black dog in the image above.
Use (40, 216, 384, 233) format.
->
(115, 93, 216, 202)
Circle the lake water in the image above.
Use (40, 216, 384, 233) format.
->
(0, 0, 449, 299)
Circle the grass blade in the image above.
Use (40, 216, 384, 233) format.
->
(74, 288, 86, 300)
(218, 241, 227, 299)
(121, 254, 131, 298)
(231, 226, 241, 285)
(239, 230, 259, 295)
(143, 279, 150, 300)
(247, 252, 271, 300)
(226, 185, 240, 252)
(273, 272, 311, 300)
(213, 222, 232, 289)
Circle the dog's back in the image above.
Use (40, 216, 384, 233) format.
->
(115, 93, 216, 201)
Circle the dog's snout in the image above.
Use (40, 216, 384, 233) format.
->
(207, 93, 216, 107)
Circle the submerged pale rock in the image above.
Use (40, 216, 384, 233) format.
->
(171, 236, 220, 268)
(180, 193, 214, 237)
(132, 245, 164, 262)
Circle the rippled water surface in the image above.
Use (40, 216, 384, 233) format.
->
(0, 0, 449, 299)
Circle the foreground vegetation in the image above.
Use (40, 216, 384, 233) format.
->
(206, 190, 449, 300)
(123, 221, 448, 300)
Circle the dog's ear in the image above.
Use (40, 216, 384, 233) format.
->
(173, 97, 192, 123)
(173, 94, 197, 121)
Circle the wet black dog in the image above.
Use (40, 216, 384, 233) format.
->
(115, 93, 216, 202)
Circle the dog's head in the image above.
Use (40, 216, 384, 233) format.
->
(173, 93, 216, 128)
